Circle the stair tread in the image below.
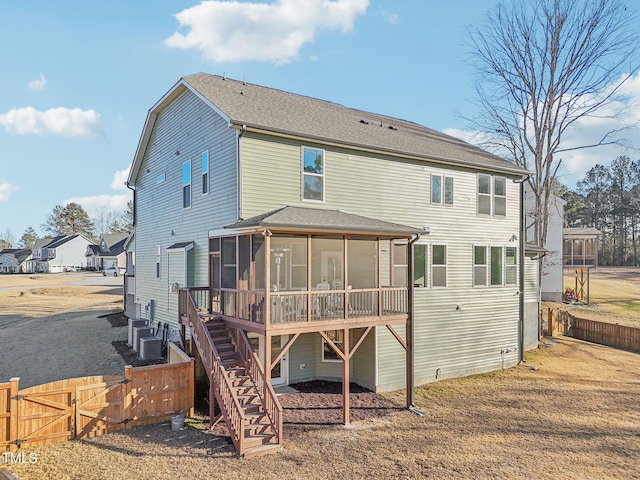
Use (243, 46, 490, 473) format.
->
(242, 442, 281, 458)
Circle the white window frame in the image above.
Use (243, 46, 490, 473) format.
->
(201, 150, 209, 195)
(431, 244, 447, 288)
(505, 246, 517, 285)
(473, 245, 488, 287)
(182, 160, 191, 209)
(413, 243, 428, 288)
(321, 330, 343, 363)
(478, 174, 507, 216)
(431, 174, 454, 205)
(301, 146, 325, 202)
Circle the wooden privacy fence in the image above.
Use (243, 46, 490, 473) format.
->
(0, 350, 194, 451)
(546, 307, 640, 354)
(571, 317, 640, 354)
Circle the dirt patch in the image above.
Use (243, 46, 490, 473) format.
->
(99, 311, 129, 327)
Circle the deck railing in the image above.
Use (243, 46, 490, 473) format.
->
(235, 329, 282, 445)
(186, 286, 408, 326)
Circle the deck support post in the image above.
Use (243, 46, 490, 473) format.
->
(265, 332, 272, 386)
(342, 327, 350, 425)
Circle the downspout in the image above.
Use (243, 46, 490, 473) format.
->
(407, 234, 421, 410)
(126, 181, 136, 314)
(514, 175, 530, 363)
(237, 125, 247, 221)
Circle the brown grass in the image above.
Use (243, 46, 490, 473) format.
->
(563, 267, 640, 327)
(2, 270, 640, 479)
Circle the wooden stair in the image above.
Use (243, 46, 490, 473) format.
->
(191, 316, 282, 458)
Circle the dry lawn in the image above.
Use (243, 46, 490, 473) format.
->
(2, 269, 640, 479)
(562, 267, 640, 327)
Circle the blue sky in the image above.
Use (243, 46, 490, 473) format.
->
(1, 0, 638, 242)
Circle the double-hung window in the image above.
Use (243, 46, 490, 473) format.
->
(182, 160, 191, 208)
(201, 151, 209, 195)
(432, 245, 447, 287)
(302, 147, 324, 201)
(473, 246, 487, 286)
(432, 175, 454, 205)
(505, 247, 517, 285)
(478, 174, 506, 215)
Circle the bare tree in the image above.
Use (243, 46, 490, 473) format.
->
(466, 0, 639, 250)
(0, 228, 17, 249)
(92, 206, 122, 237)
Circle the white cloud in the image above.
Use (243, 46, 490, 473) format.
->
(63, 193, 131, 218)
(111, 164, 132, 191)
(0, 181, 17, 202)
(164, 0, 369, 64)
(0, 106, 102, 137)
(388, 13, 400, 25)
(28, 73, 47, 91)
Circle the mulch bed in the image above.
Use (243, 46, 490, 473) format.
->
(99, 310, 129, 327)
(281, 381, 403, 426)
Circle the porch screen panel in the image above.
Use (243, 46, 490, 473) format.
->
(271, 236, 307, 291)
(253, 235, 265, 290)
(348, 239, 377, 289)
(221, 237, 236, 288)
(238, 235, 250, 290)
(311, 237, 343, 290)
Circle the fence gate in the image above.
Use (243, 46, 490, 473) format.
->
(74, 379, 128, 438)
(16, 387, 74, 448)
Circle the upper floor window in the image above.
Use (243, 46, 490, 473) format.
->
(432, 175, 454, 205)
(494, 177, 506, 216)
(474, 245, 518, 287)
(201, 151, 209, 195)
(182, 160, 191, 208)
(302, 147, 324, 202)
(478, 174, 507, 216)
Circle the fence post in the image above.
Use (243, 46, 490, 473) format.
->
(547, 308, 554, 337)
(124, 366, 133, 429)
(9, 377, 19, 451)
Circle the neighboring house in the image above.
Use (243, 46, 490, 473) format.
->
(128, 74, 531, 454)
(0, 249, 32, 273)
(524, 186, 566, 302)
(563, 227, 602, 267)
(85, 233, 128, 271)
(29, 235, 92, 273)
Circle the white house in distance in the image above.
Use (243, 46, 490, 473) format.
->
(29, 235, 92, 273)
(0, 249, 32, 273)
(127, 73, 534, 455)
(525, 185, 566, 302)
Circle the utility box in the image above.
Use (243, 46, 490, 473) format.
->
(132, 326, 154, 352)
(128, 318, 148, 346)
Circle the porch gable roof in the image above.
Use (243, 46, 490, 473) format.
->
(226, 206, 423, 237)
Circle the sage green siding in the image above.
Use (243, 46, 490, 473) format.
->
(241, 133, 523, 391)
(288, 333, 316, 384)
(134, 89, 238, 335)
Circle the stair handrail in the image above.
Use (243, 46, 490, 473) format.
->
(235, 330, 283, 446)
(186, 296, 247, 454)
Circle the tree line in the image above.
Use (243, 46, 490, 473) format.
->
(0, 201, 133, 250)
(560, 155, 640, 266)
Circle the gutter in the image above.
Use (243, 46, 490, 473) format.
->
(231, 124, 530, 178)
(407, 233, 421, 410)
(237, 125, 246, 221)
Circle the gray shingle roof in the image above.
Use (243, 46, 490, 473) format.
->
(228, 206, 423, 237)
(0, 249, 31, 264)
(183, 73, 528, 176)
